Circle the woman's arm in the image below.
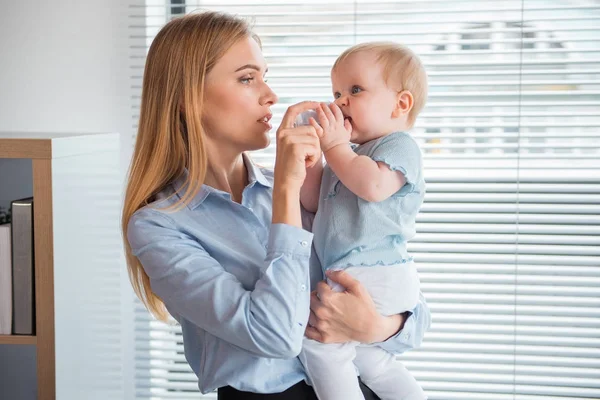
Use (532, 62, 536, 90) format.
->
(272, 101, 322, 227)
(128, 210, 313, 359)
(299, 155, 324, 213)
(305, 270, 431, 352)
(128, 101, 323, 359)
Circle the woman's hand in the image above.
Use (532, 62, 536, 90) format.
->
(273, 101, 322, 191)
(305, 270, 406, 344)
(272, 101, 321, 227)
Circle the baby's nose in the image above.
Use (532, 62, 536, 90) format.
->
(334, 96, 347, 107)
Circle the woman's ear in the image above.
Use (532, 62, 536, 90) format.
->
(392, 90, 414, 119)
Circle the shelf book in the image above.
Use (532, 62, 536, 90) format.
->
(0, 197, 35, 336)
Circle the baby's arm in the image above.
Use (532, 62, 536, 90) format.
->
(313, 102, 406, 202)
(300, 154, 323, 213)
(324, 146, 406, 202)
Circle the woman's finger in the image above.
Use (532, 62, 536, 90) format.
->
(280, 101, 321, 130)
(308, 307, 318, 327)
(280, 139, 319, 169)
(310, 290, 320, 308)
(278, 134, 319, 148)
(278, 136, 319, 160)
(325, 269, 363, 295)
(316, 280, 333, 305)
(304, 325, 322, 342)
(282, 123, 318, 137)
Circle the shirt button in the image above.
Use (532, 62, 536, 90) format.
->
(402, 333, 411, 340)
(300, 284, 307, 291)
(300, 240, 308, 247)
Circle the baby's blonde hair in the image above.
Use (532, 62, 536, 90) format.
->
(333, 42, 428, 127)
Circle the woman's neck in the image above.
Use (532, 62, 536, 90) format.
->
(204, 152, 248, 204)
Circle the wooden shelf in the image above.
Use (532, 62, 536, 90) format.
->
(0, 335, 37, 345)
(1, 132, 122, 399)
(0, 138, 51, 159)
(0, 131, 118, 159)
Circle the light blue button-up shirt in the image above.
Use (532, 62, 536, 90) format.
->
(127, 153, 431, 394)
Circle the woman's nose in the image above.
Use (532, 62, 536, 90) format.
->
(261, 83, 278, 106)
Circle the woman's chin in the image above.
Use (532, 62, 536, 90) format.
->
(248, 135, 270, 151)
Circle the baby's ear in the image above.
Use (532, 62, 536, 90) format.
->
(392, 90, 414, 119)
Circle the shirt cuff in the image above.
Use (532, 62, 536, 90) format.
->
(267, 223, 314, 257)
(377, 311, 415, 353)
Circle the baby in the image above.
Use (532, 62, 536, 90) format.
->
(298, 42, 429, 400)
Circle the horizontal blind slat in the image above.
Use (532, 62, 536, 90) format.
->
(132, 2, 600, 399)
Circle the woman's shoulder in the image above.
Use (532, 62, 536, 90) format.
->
(129, 186, 180, 226)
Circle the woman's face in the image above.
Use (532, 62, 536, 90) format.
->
(202, 36, 278, 153)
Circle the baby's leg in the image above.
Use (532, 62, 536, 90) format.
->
(355, 346, 426, 400)
(343, 263, 424, 399)
(299, 338, 365, 400)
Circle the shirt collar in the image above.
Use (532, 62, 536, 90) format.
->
(171, 153, 271, 210)
(244, 152, 272, 189)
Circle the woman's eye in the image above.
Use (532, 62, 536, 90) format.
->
(351, 86, 362, 94)
(240, 77, 254, 84)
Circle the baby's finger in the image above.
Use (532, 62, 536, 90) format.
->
(344, 118, 353, 133)
(329, 102, 344, 121)
(316, 105, 330, 127)
(320, 102, 335, 123)
(309, 117, 324, 138)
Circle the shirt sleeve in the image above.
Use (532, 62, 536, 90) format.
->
(301, 204, 326, 290)
(376, 291, 431, 354)
(371, 132, 423, 188)
(127, 208, 313, 359)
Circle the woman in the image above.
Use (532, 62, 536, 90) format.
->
(122, 11, 431, 400)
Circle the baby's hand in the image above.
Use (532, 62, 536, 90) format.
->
(310, 102, 352, 152)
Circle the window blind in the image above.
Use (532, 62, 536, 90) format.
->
(129, 1, 600, 399)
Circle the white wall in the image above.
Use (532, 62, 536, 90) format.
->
(0, 0, 134, 166)
(0, 1, 135, 399)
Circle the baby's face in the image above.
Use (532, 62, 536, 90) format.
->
(331, 51, 400, 144)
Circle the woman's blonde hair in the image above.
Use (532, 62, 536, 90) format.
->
(333, 42, 428, 128)
(122, 11, 259, 322)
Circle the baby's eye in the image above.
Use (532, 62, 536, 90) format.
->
(351, 86, 362, 94)
(334, 92, 341, 99)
